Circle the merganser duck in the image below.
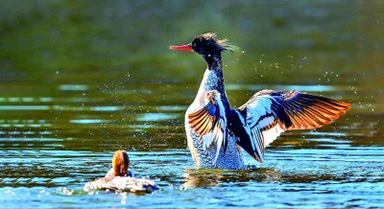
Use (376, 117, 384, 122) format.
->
(170, 33, 351, 170)
(105, 150, 132, 178)
(84, 150, 158, 193)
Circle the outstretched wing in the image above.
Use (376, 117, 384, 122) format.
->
(234, 89, 351, 162)
(188, 98, 227, 164)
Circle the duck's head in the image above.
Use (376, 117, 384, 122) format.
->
(170, 33, 230, 58)
(112, 150, 129, 177)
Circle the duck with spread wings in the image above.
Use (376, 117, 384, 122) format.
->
(170, 33, 351, 170)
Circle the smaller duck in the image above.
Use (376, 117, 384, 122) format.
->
(105, 150, 132, 178)
(84, 150, 158, 193)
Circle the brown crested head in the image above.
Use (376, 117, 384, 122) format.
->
(112, 150, 129, 177)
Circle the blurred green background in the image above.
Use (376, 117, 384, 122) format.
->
(1, 0, 383, 86)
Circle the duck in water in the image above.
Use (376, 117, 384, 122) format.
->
(105, 150, 132, 178)
(84, 150, 158, 193)
(170, 33, 351, 170)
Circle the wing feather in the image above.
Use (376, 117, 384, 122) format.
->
(187, 91, 228, 165)
(234, 89, 350, 162)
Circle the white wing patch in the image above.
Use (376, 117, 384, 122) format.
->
(240, 96, 285, 161)
(261, 124, 284, 148)
(247, 96, 284, 145)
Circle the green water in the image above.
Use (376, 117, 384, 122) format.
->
(0, 1, 383, 208)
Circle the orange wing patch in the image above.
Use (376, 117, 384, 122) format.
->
(188, 103, 217, 136)
(281, 94, 351, 130)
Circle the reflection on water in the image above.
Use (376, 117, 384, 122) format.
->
(137, 113, 179, 122)
(226, 84, 339, 92)
(0, 0, 383, 208)
(182, 167, 357, 189)
(183, 168, 282, 188)
(59, 84, 89, 91)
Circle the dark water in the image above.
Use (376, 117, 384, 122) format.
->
(0, 1, 383, 208)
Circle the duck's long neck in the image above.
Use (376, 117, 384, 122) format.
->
(194, 54, 229, 106)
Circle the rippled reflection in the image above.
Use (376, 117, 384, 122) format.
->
(182, 168, 281, 188)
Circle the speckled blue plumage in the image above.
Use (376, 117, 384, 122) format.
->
(185, 54, 246, 170)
